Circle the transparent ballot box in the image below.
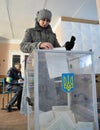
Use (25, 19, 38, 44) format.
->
(26, 50, 98, 130)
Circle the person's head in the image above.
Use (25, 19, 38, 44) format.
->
(36, 9, 52, 27)
(14, 63, 21, 71)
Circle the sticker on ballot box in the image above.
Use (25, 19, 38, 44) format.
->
(62, 73, 75, 92)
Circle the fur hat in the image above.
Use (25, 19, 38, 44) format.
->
(37, 9, 52, 22)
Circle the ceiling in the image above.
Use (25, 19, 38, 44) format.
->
(0, 0, 98, 42)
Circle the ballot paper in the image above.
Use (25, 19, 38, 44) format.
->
(53, 47, 66, 50)
(46, 113, 75, 130)
(52, 105, 70, 111)
(52, 105, 75, 123)
(39, 111, 54, 128)
(45, 52, 69, 78)
(39, 106, 94, 130)
(74, 121, 94, 130)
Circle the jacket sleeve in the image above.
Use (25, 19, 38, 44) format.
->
(6, 68, 17, 84)
(53, 33, 61, 48)
(20, 29, 39, 53)
(7, 68, 13, 77)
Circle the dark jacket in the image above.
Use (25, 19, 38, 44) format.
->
(6, 67, 23, 90)
(20, 22, 60, 53)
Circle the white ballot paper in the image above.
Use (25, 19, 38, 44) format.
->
(45, 52, 69, 78)
(46, 113, 75, 130)
(74, 122, 94, 130)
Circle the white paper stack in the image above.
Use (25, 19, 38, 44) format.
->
(39, 106, 94, 130)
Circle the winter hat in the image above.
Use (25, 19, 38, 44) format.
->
(37, 9, 52, 22)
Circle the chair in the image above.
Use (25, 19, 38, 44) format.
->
(1, 78, 13, 110)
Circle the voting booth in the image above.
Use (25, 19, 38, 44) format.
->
(26, 50, 99, 130)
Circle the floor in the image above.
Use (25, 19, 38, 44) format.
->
(0, 93, 27, 130)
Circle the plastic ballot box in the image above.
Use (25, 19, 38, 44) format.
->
(26, 50, 99, 130)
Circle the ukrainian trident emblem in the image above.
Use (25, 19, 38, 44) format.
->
(62, 73, 75, 92)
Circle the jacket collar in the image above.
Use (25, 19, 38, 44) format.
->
(34, 21, 53, 32)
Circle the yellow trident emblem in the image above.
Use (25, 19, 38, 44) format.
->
(62, 73, 74, 92)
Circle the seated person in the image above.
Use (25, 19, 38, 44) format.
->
(6, 63, 24, 112)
